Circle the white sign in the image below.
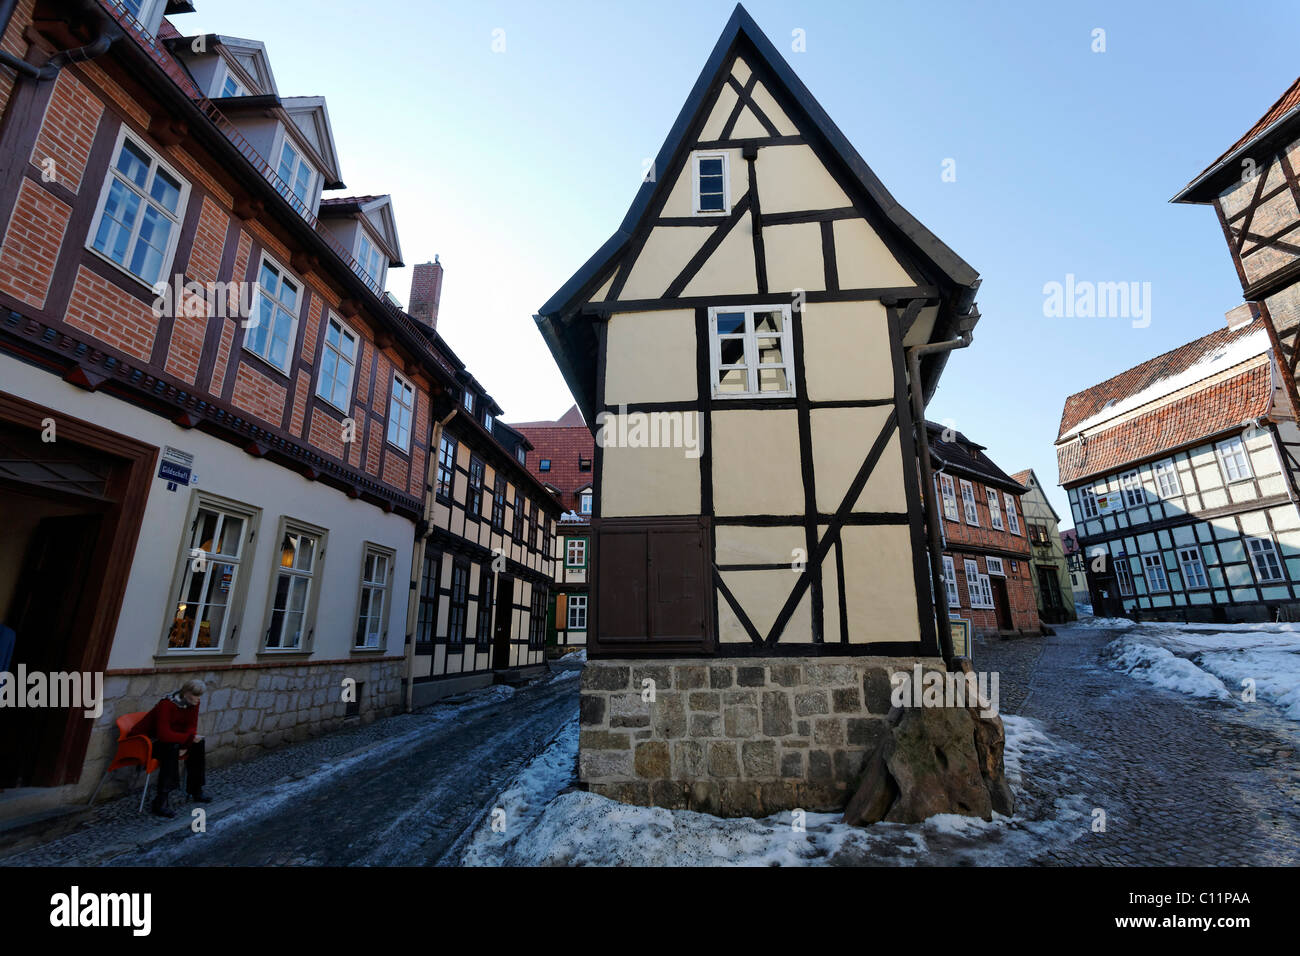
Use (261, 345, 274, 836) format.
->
(1095, 490, 1123, 515)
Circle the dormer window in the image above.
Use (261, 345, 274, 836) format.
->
(579, 489, 593, 515)
(692, 151, 729, 214)
(357, 232, 386, 289)
(275, 139, 315, 207)
(218, 66, 247, 98)
(516, 447, 526, 466)
(483, 412, 494, 433)
(118, 0, 166, 36)
(578, 457, 592, 472)
(462, 390, 474, 413)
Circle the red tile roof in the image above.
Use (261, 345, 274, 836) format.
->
(1195, 77, 1300, 182)
(1057, 318, 1265, 440)
(511, 405, 595, 516)
(1055, 363, 1272, 486)
(1009, 469, 1032, 487)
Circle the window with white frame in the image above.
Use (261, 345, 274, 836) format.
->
(484, 411, 494, 433)
(1142, 553, 1169, 592)
(245, 255, 301, 372)
(1115, 557, 1135, 596)
(943, 556, 960, 607)
(1120, 470, 1144, 508)
(939, 474, 959, 521)
(986, 557, 1005, 576)
(692, 151, 729, 214)
(357, 232, 385, 288)
(88, 130, 188, 287)
(117, 0, 166, 35)
(1248, 537, 1284, 582)
(566, 538, 587, 568)
(165, 500, 253, 652)
(986, 489, 1004, 530)
(354, 546, 392, 649)
(1216, 436, 1252, 483)
(462, 390, 475, 413)
(979, 573, 995, 608)
(579, 489, 593, 515)
(1003, 493, 1021, 535)
(1178, 546, 1208, 590)
(316, 314, 357, 412)
(217, 63, 247, 98)
(963, 559, 990, 608)
(386, 374, 415, 451)
(960, 480, 980, 526)
(1153, 458, 1181, 498)
(264, 525, 321, 650)
(709, 306, 794, 398)
(1079, 486, 1099, 519)
(567, 593, 588, 630)
(275, 138, 315, 207)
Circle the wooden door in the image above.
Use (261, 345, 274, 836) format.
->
(491, 576, 514, 670)
(991, 576, 1012, 630)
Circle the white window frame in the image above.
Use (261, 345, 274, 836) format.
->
(1120, 470, 1144, 508)
(708, 305, 795, 399)
(162, 493, 260, 655)
(262, 519, 326, 651)
(386, 372, 415, 452)
(939, 474, 959, 521)
(1003, 492, 1021, 535)
(1142, 553, 1169, 593)
(691, 150, 730, 215)
(942, 556, 960, 607)
(118, 0, 167, 36)
(86, 126, 190, 289)
(979, 573, 995, 609)
(274, 134, 316, 209)
(960, 480, 980, 526)
(215, 60, 248, 98)
(566, 538, 587, 568)
(1079, 486, 1100, 519)
(244, 252, 302, 373)
(356, 230, 387, 289)
(1216, 436, 1253, 483)
(1247, 537, 1284, 583)
(567, 594, 588, 631)
(1154, 458, 1181, 498)
(354, 544, 394, 650)
(963, 559, 989, 608)
(1178, 546, 1208, 590)
(986, 556, 1005, 576)
(1115, 557, 1135, 596)
(579, 488, 593, 515)
(462, 390, 475, 413)
(986, 488, 1004, 530)
(315, 312, 358, 413)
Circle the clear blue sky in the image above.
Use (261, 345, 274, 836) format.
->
(180, 0, 1300, 525)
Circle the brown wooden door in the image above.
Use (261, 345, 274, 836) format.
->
(991, 576, 1013, 630)
(491, 576, 514, 670)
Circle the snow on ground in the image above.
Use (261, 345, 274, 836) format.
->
(1100, 621, 1300, 720)
(556, 648, 587, 662)
(461, 712, 1087, 867)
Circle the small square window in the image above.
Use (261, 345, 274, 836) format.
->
(692, 151, 729, 214)
(578, 457, 592, 472)
(539, 459, 551, 472)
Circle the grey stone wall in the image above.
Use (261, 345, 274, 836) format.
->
(84, 658, 404, 798)
(579, 655, 943, 817)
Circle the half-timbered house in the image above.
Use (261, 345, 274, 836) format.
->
(512, 404, 595, 652)
(1055, 310, 1300, 622)
(1010, 468, 1075, 626)
(0, 0, 454, 813)
(536, 5, 982, 815)
(404, 261, 559, 706)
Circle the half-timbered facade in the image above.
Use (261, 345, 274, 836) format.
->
(512, 404, 594, 651)
(1060, 529, 1090, 610)
(536, 6, 982, 815)
(0, 1, 452, 812)
(1055, 312, 1300, 622)
(404, 263, 560, 707)
(1010, 468, 1076, 626)
(928, 424, 1038, 640)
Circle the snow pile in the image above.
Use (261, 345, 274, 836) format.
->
(462, 712, 1083, 867)
(1102, 636, 1232, 699)
(547, 668, 581, 685)
(1077, 615, 1136, 630)
(556, 648, 587, 662)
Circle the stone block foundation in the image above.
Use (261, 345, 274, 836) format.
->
(578, 655, 944, 817)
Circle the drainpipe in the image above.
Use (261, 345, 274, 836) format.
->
(905, 312, 977, 670)
(0, 0, 114, 81)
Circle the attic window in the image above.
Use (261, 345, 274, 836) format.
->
(516, 447, 527, 465)
(692, 152, 729, 214)
(219, 71, 246, 98)
(539, 459, 551, 472)
(578, 456, 592, 472)
(462, 390, 474, 413)
(275, 139, 315, 207)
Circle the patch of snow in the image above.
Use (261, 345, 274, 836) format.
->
(1102, 636, 1231, 699)
(547, 668, 581, 685)
(556, 648, 587, 662)
(1061, 328, 1268, 439)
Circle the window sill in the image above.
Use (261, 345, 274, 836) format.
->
(385, 439, 411, 459)
(350, 645, 385, 654)
(154, 650, 238, 666)
(240, 343, 294, 380)
(256, 649, 312, 661)
(711, 390, 796, 401)
(315, 395, 353, 420)
(86, 245, 170, 300)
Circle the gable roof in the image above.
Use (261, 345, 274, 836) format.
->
(534, 3, 980, 424)
(1056, 317, 1268, 440)
(512, 416, 596, 515)
(1056, 363, 1272, 486)
(925, 421, 1026, 495)
(1174, 76, 1300, 203)
(1010, 468, 1060, 522)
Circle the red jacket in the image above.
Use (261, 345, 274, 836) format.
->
(132, 696, 199, 744)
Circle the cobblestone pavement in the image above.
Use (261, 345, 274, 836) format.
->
(2, 660, 582, 867)
(980, 623, 1300, 865)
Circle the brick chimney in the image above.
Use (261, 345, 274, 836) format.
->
(1225, 301, 1260, 330)
(409, 256, 444, 331)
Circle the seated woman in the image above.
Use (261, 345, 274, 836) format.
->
(131, 678, 213, 817)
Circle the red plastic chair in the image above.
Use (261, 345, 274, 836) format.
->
(87, 711, 186, 811)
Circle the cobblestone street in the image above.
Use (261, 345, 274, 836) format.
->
(979, 622, 1300, 865)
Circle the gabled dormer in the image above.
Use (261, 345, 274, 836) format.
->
(167, 34, 280, 100)
(318, 195, 404, 293)
(118, 0, 195, 39)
